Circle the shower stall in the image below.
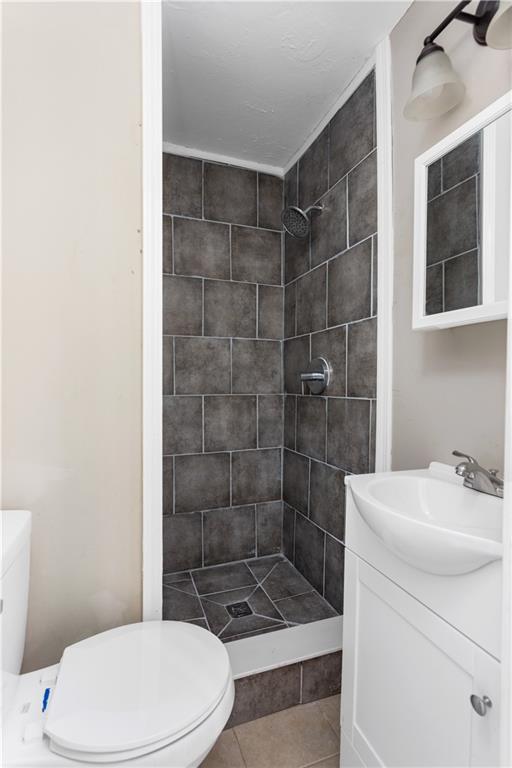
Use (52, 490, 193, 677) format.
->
(161, 69, 379, 649)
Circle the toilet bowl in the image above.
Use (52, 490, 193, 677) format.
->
(2, 511, 235, 768)
(4, 622, 234, 768)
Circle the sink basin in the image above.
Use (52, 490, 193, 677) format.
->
(349, 467, 502, 576)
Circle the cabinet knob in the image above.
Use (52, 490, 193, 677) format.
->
(470, 694, 493, 716)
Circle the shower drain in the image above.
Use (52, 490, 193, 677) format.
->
(226, 601, 252, 618)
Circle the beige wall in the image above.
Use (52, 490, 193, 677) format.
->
(390, 1, 511, 471)
(2, 2, 143, 671)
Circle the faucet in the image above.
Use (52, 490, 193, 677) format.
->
(452, 451, 504, 499)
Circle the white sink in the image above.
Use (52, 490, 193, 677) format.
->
(348, 465, 502, 576)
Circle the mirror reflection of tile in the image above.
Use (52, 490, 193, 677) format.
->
(425, 132, 481, 315)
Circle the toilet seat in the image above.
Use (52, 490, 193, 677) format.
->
(43, 621, 232, 763)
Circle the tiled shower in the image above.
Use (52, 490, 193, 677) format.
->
(162, 71, 378, 642)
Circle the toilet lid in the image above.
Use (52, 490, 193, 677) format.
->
(44, 621, 231, 757)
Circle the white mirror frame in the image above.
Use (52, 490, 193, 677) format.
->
(413, 91, 512, 331)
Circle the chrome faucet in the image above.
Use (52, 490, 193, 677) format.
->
(452, 451, 504, 498)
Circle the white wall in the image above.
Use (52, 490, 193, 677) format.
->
(390, 1, 511, 471)
(2, 2, 143, 671)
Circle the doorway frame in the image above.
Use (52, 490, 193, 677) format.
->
(141, 0, 395, 620)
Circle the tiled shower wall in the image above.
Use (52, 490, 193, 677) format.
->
(162, 154, 285, 573)
(282, 71, 378, 613)
(425, 132, 481, 315)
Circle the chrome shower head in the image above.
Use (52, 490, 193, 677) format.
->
(281, 204, 323, 239)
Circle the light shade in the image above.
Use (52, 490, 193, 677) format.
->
(486, 1, 512, 48)
(404, 48, 465, 121)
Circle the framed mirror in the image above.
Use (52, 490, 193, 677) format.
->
(413, 92, 511, 330)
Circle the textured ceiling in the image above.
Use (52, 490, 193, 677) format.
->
(162, 1, 411, 173)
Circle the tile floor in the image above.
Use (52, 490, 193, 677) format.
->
(163, 554, 339, 641)
(201, 695, 341, 768)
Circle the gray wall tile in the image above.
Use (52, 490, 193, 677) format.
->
(426, 177, 478, 264)
(232, 448, 282, 505)
(282, 503, 295, 561)
(284, 395, 297, 450)
(163, 216, 173, 273)
(232, 339, 282, 394)
(174, 453, 230, 513)
(442, 132, 480, 190)
(227, 665, 301, 728)
(327, 398, 370, 473)
(284, 232, 310, 284)
(283, 449, 309, 514)
(296, 396, 326, 461)
(231, 226, 282, 285)
(301, 651, 342, 702)
(324, 538, 344, 613)
(258, 395, 283, 448)
(299, 127, 329, 209)
(173, 217, 230, 279)
(329, 70, 375, 186)
(204, 163, 257, 226)
(294, 513, 325, 593)
(427, 159, 441, 200)
(163, 153, 202, 217)
(372, 234, 378, 316)
(258, 285, 283, 339)
(444, 250, 479, 311)
(426, 263, 444, 315)
(309, 460, 345, 541)
(284, 282, 297, 338)
(163, 395, 202, 455)
(284, 163, 298, 208)
(328, 239, 372, 326)
(296, 265, 327, 335)
(204, 279, 256, 338)
(174, 337, 230, 394)
(204, 395, 257, 452)
(311, 326, 347, 397)
(163, 336, 174, 395)
(284, 335, 310, 394)
(163, 275, 202, 336)
(256, 501, 283, 556)
(163, 512, 202, 572)
(348, 150, 377, 245)
(311, 180, 347, 267)
(163, 456, 173, 515)
(203, 505, 256, 565)
(347, 317, 377, 398)
(258, 174, 283, 230)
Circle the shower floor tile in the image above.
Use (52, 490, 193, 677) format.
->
(162, 554, 338, 642)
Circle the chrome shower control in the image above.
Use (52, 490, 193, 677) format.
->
(300, 357, 331, 395)
(470, 694, 492, 716)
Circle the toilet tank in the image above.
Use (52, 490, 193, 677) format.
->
(1, 510, 32, 675)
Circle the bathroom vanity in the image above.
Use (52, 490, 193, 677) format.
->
(340, 462, 502, 768)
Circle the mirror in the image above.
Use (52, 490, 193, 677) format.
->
(413, 93, 511, 330)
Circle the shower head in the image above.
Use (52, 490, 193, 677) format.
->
(281, 204, 324, 239)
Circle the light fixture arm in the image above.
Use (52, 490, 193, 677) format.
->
(421, 0, 500, 53)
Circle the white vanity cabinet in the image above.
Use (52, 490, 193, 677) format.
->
(340, 465, 502, 768)
(341, 552, 500, 768)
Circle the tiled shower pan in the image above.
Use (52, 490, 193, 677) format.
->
(163, 554, 339, 642)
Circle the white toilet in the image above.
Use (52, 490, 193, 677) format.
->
(2, 510, 235, 767)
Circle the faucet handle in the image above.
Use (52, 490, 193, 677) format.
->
(489, 468, 501, 478)
(452, 450, 477, 464)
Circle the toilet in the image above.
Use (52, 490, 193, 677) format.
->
(2, 510, 235, 767)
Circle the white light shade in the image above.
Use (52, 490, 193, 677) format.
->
(486, 1, 512, 49)
(404, 49, 465, 121)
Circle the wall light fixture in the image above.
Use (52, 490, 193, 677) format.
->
(404, 1, 512, 121)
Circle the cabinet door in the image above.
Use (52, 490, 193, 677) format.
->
(341, 551, 500, 768)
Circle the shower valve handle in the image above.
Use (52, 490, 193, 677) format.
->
(300, 372, 325, 381)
